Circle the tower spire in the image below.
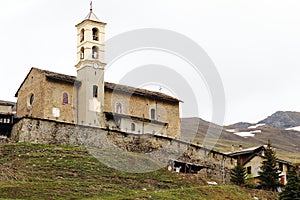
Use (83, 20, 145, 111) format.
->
(90, 1, 93, 12)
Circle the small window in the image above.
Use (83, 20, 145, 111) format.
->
(80, 47, 85, 59)
(116, 103, 122, 114)
(80, 29, 85, 42)
(279, 163, 283, 171)
(92, 28, 99, 41)
(62, 93, 69, 105)
(93, 85, 98, 98)
(131, 123, 135, 131)
(92, 46, 98, 59)
(29, 93, 34, 106)
(150, 108, 156, 120)
(247, 166, 251, 174)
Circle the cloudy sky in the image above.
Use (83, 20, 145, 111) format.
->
(0, 0, 300, 125)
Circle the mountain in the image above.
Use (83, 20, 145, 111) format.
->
(226, 122, 253, 130)
(181, 112, 300, 162)
(258, 111, 300, 129)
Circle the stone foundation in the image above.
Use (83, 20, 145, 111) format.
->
(12, 117, 234, 183)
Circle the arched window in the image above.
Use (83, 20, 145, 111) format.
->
(131, 123, 136, 131)
(80, 47, 84, 59)
(150, 108, 156, 120)
(29, 93, 34, 106)
(80, 29, 85, 42)
(62, 93, 69, 105)
(92, 46, 98, 59)
(116, 103, 122, 114)
(92, 28, 99, 41)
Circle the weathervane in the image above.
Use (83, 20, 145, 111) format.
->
(90, 1, 93, 12)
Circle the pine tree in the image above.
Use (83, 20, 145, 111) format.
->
(230, 159, 247, 186)
(258, 141, 281, 191)
(279, 169, 300, 200)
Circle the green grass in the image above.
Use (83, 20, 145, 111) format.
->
(0, 143, 278, 200)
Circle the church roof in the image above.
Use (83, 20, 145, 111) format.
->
(15, 68, 181, 103)
(105, 82, 181, 103)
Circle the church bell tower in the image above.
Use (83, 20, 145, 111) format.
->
(75, 2, 106, 127)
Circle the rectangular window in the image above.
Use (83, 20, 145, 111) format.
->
(151, 109, 156, 120)
(247, 166, 251, 174)
(93, 85, 98, 98)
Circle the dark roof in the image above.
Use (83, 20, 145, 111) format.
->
(225, 146, 265, 157)
(15, 68, 181, 103)
(44, 71, 77, 84)
(0, 100, 16, 106)
(15, 68, 79, 97)
(276, 158, 293, 166)
(226, 145, 293, 167)
(105, 82, 181, 103)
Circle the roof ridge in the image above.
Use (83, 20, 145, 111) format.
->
(15, 68, 181, 103)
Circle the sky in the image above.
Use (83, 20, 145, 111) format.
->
(1, 0, 300, 125)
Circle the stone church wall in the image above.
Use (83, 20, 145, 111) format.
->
(16, 69, 46, 119)
(11, 117, 234, 183)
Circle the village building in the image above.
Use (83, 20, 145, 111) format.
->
(226, 145, 293, 185)
(14, 6, 181, 139)
(0, 100, 16, 137)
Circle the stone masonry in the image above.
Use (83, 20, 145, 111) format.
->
(12, 117, 234, 183)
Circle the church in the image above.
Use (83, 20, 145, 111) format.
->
(14, 5, 181, 139)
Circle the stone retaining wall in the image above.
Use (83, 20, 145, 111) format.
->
(11, 117, 235, 183)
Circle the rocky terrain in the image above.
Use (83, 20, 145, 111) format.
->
(258, 111, 300, 129)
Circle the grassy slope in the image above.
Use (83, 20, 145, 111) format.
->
(0, 143, 278, 200)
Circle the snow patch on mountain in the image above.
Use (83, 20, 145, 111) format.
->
(225, 128, 262, 138)
(233, 130, 262, 137)
(226, 129, 236, 133)
(248, 124, 265, 129)
(285, 126, 300, 131)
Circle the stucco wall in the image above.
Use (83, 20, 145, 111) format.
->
(244, 156, 263, 178)
(0, 105, 13, 114)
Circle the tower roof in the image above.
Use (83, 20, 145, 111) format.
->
(76, 1, 106, 26)
(84, 1, 100, 22)
(84, 11, 100, 22)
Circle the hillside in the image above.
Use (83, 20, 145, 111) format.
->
(181, 114, 300, 162)
(0, 143, 278, 200)
(180, 117, 247, 143)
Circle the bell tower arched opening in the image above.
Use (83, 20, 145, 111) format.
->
(80, 47, 85, 59)
(92, 28, 99, 41)
(80, 29, 85, 42)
